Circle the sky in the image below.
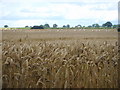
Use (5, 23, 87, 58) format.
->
(0, 0, 119, 27)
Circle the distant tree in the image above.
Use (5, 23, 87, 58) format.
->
(44, 24, 50, 28)
(66, 24, 70, 28)
(102, 24, 105, 27)
(25, 26, 29, 28)
(88, 25, 92, 28)
(63, 25, 66, 28)
(92, 23, 100, 28)
(40, 25, 44, 28)
(75, 25, 82, 28)
(53, 24, 58, 28)
(77, 25, 82, 28)
(75, 26, 78, 28)
(102, 21, 113, 28)
(4, 25, 8, 28)
(96, 24, 100, 28)
(31, 25, 44, 29)
(105, 21, 112, 27)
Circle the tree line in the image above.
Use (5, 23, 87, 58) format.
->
(4, 21, 118, 29)
(30, 21, 118, 29)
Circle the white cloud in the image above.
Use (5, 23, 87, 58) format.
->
(0, 0, 119, 27)
(1, 0, 119, 2)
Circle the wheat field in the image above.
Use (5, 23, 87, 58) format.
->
(2, 29, 118, 88)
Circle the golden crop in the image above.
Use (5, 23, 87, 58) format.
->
(2, 41, 118, 88)
(2, 29, 118, 88)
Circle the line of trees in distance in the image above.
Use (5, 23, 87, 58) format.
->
(30, 21, 118, 29)
(4, 21, 118, 29)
